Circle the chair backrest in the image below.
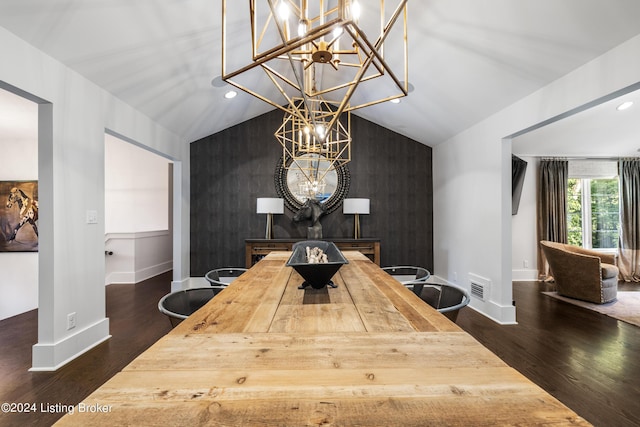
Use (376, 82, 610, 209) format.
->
(417, 283, 471, 322)
(205, 267, 248, 287)
(158, 288, 222, 327)
(382, 266, 430, 284)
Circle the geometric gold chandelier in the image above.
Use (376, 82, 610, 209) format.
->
(221, 0, 409, 125)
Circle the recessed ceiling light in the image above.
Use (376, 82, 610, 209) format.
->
(616, 101, 633, 111)
(224, 90, 237, 99)
(390, 98, 400, 104)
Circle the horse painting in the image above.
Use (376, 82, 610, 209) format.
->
(5, 187, 39, 242)
(293, 198, 326, 239)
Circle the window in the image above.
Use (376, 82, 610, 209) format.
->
(567, 162, 619, 249)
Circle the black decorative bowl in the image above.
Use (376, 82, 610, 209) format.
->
(286, 241, 349, 289)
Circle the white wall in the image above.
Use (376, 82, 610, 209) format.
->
(0, 94, 38, 319)
(0, 25, 190, 370)
(433, 34, 640, 324)
(511, 156, 539, 281)
(105, 134, 169, 233)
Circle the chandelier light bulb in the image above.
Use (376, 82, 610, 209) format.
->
(298, 19, 308, 37)
(278, 1, 290, 20)
(315, 124, 327, 140)
(351, 1, 361, 20)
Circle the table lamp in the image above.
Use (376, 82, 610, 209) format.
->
(257, 198, 284, 239)
(343, 198, 370, 239)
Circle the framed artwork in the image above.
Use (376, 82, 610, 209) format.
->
(0, 180, 38, 252)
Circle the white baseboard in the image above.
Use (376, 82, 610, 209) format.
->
(30, 318, 111, 371)
(105, 271, 135, 285)
(512, 268, 539, 281)
(173, 277, 208, 292)
(106, 261, 172, 285)
(432, 274, 517, 325)
(467, 300, 517, 325)
(135, 261, 172, 283)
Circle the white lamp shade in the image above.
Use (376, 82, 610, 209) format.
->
(257, 198, 284, 214)
(343, 198, 370, 214)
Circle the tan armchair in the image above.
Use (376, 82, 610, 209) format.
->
(540, 240, 618, 304)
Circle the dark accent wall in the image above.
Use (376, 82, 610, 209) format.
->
(190, 109, 433, 275)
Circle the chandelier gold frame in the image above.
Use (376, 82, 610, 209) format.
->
(221, 0, 409, 133)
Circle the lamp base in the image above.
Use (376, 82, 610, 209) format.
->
(353, 213, 361, 239)
(265, 213, 274, 239)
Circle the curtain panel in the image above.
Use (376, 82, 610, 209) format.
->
(536, 159, 568, 278)
(618, 159, 640, 282)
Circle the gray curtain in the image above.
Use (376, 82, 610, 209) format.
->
(618, 159, 640, 282)
(537, 159, 568, 278)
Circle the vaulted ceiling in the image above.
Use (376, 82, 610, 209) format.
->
(1, 0, 640, 150)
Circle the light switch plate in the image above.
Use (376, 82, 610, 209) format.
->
(86, 210, 98, 224)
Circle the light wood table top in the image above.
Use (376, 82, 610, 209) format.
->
(56, 251, 589, 426)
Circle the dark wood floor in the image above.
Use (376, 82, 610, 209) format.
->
(1, 273, 639, 426)
(457, 280, 640, 427)
(0, 271, 173, 427)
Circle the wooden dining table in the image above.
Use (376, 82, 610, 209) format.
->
(55, 251, 589, 426)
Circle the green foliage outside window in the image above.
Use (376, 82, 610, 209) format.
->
(590, 178, 619, 249)
(566, 177, 619, 249)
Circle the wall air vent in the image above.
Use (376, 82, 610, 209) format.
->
(468, 273, 491, 302)
(470, 281, 485, 301)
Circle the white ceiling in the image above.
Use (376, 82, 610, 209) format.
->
(1, 0, 640, 150)
(512, 87, 640, 158)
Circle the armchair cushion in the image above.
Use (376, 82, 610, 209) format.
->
(601, 263, 619, 280)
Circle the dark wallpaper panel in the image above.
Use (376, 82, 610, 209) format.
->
(190, 109, 433, 275)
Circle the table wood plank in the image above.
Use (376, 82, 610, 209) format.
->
(122, 332, 501, 372)
(172, 257, 291, 334)
(338, 255, 422, 332)
(57, 333, 589, 426)
(56, 396, 588, 427)
(355, 257, 462, 333)
(269, 267, 367, 333)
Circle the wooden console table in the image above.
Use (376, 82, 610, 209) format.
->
(55, 252, 588, 426)
(245, 238, 380, 267)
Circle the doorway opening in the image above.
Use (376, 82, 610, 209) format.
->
(0, 86, 39, 321)
(104, 132, 174, 286)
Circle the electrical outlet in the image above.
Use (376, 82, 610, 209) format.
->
(523, 260, 529, 268)
(67, 312, 77, 330)
(453, 272, 457, 283)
